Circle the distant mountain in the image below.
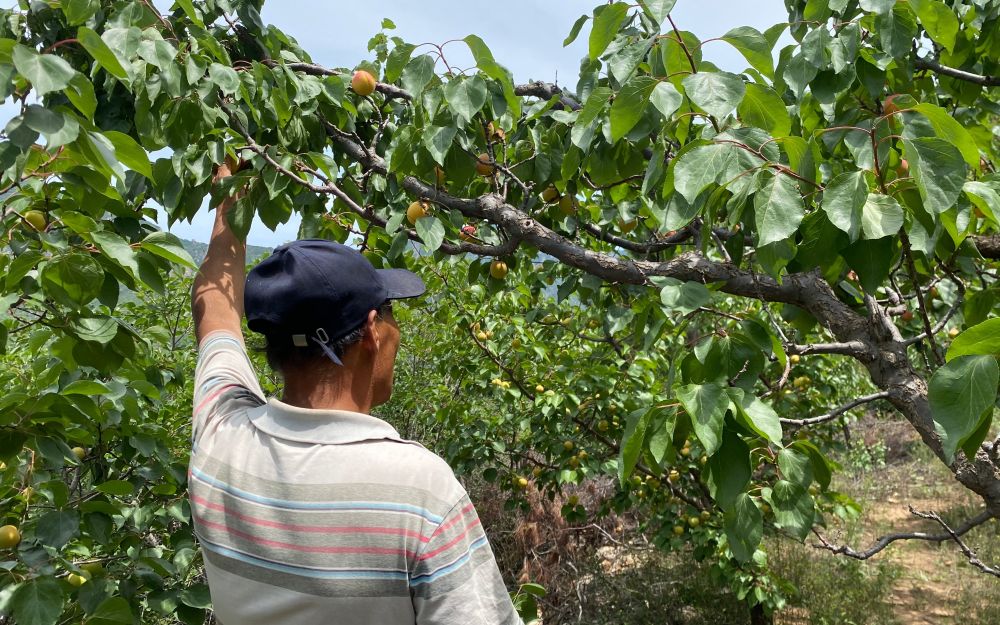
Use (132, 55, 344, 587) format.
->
(179, 238, 272, 266)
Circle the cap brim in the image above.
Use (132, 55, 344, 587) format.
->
(377, 268, 426, 300)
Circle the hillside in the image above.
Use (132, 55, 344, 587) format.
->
(180, 238, 272, 266)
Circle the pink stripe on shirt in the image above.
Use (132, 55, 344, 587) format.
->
(192, 494, 431, 542)
(195, 514, 418, 559)
(417, 518, 482, 561)
(194, 383, 240, 416)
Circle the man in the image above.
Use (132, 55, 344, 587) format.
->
(189, 161, 522, 625)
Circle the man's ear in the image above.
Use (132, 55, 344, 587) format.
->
(361, 309, 380, 351)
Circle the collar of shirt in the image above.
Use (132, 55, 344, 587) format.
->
(246, 397, 403, 445)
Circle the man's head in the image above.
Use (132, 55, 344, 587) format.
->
(243, 240, 424, 405)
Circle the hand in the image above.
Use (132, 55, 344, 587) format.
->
(213, 154, 246, 183)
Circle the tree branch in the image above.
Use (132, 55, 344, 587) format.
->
(914, 56, 1000, 87)
(812, 508, 995, 560)
(910, 508, 1000, 577)
(780, 391, 889, 426)
(786, 341, 870, 357)
(972, 235, 1000, 259)
(514, 81, 581, 110)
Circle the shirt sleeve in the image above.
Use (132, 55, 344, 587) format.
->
(192, 330, 266, 444)
(410, 494, 523, 625)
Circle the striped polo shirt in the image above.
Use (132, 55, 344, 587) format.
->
(190, 331, 521, 625)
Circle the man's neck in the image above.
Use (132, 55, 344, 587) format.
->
(280, 370, 373, 413)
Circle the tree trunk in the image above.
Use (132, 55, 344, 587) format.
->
(750, 604, 773, 625)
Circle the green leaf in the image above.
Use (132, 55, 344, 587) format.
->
(444, 75, 487, 125)
(781, 53, 817, 98)
(649, 81, 682, 119)
(102, 130, 151, 178)
(88, 597, 133, 623)
(682, 71, 746, 120)
(842, 236, 895, 294)
(23, 105, 79, 148)
(947, 319, 1000, 361)
(659, 278, 711, 314)
(859, 193, 903, 239)
(40, 254, 104, 306)
(755, 173, 803, 247)
(610, 76, 657, 141)
(208, 63, 240, 95)
(589, 3, 630, 60)
(724, 493, 763, 562)
(928, 355, 999, 463)
(36, 510, 79, 549)
(822, 171, 867, 241)
(95, 480, 136, 496)
(770, 480, 815, 540)
(963, 182, 1000, 227)
(609, 37, 654, 84)
(77, 27, 128, 81)
(63, 0, 99, 25)
(564, 15, 589, 46)
(179, 584, 212, 609)
(174, 0, 205, 27)
(907, 104, 980, 169)
(673, 142, 740, 202)
(707, 429, 750, 512)
(903, 137, 967, 215)
(860, 0, 894, 14)
(619, 407, 653, 486)
(463, 35, 520, 118)
(90, 231, 139, 275)
(66, 74, 98, 119)
(721, 26, 775, 78)
(384, 43, 415, 83)
(676, 383, 728, 455)
(910, 0, 959, 51)
(571, 86, 611, 149)
(638, 0, 677, 25)
(400, 54, 435, 96)
(138, 38, 177, 70)
(733, 394, 783, 444)
(422, 125, 457, 166)
(777, 448, 813, 486)
(414, 216, 445, 253)
(141, 231, 196, 268)
(11, 577, 64, 625)
(62, 379, 113, 395)
(737, 83, 790, 136)
(12, 44, 77, 96)
(70, 315, 118, 344)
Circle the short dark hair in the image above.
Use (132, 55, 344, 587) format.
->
(263, 301, 392, 376)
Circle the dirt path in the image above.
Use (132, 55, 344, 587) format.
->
(866, 497, 965, 624)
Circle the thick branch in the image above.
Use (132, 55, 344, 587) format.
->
(513, 81, 581, 110)
(781, 391, 889, 426)
(973, 235, 1000, 259)
(579, 222, 695, 253)
(914, 56, 1000, 87)
(787, 341, 869, 357)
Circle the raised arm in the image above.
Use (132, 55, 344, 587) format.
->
(192, 162, 247, 344)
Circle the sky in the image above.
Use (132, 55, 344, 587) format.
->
(6, 1, 792, 247)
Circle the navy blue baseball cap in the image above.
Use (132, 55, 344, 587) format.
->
(244, 240, 425, 364)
